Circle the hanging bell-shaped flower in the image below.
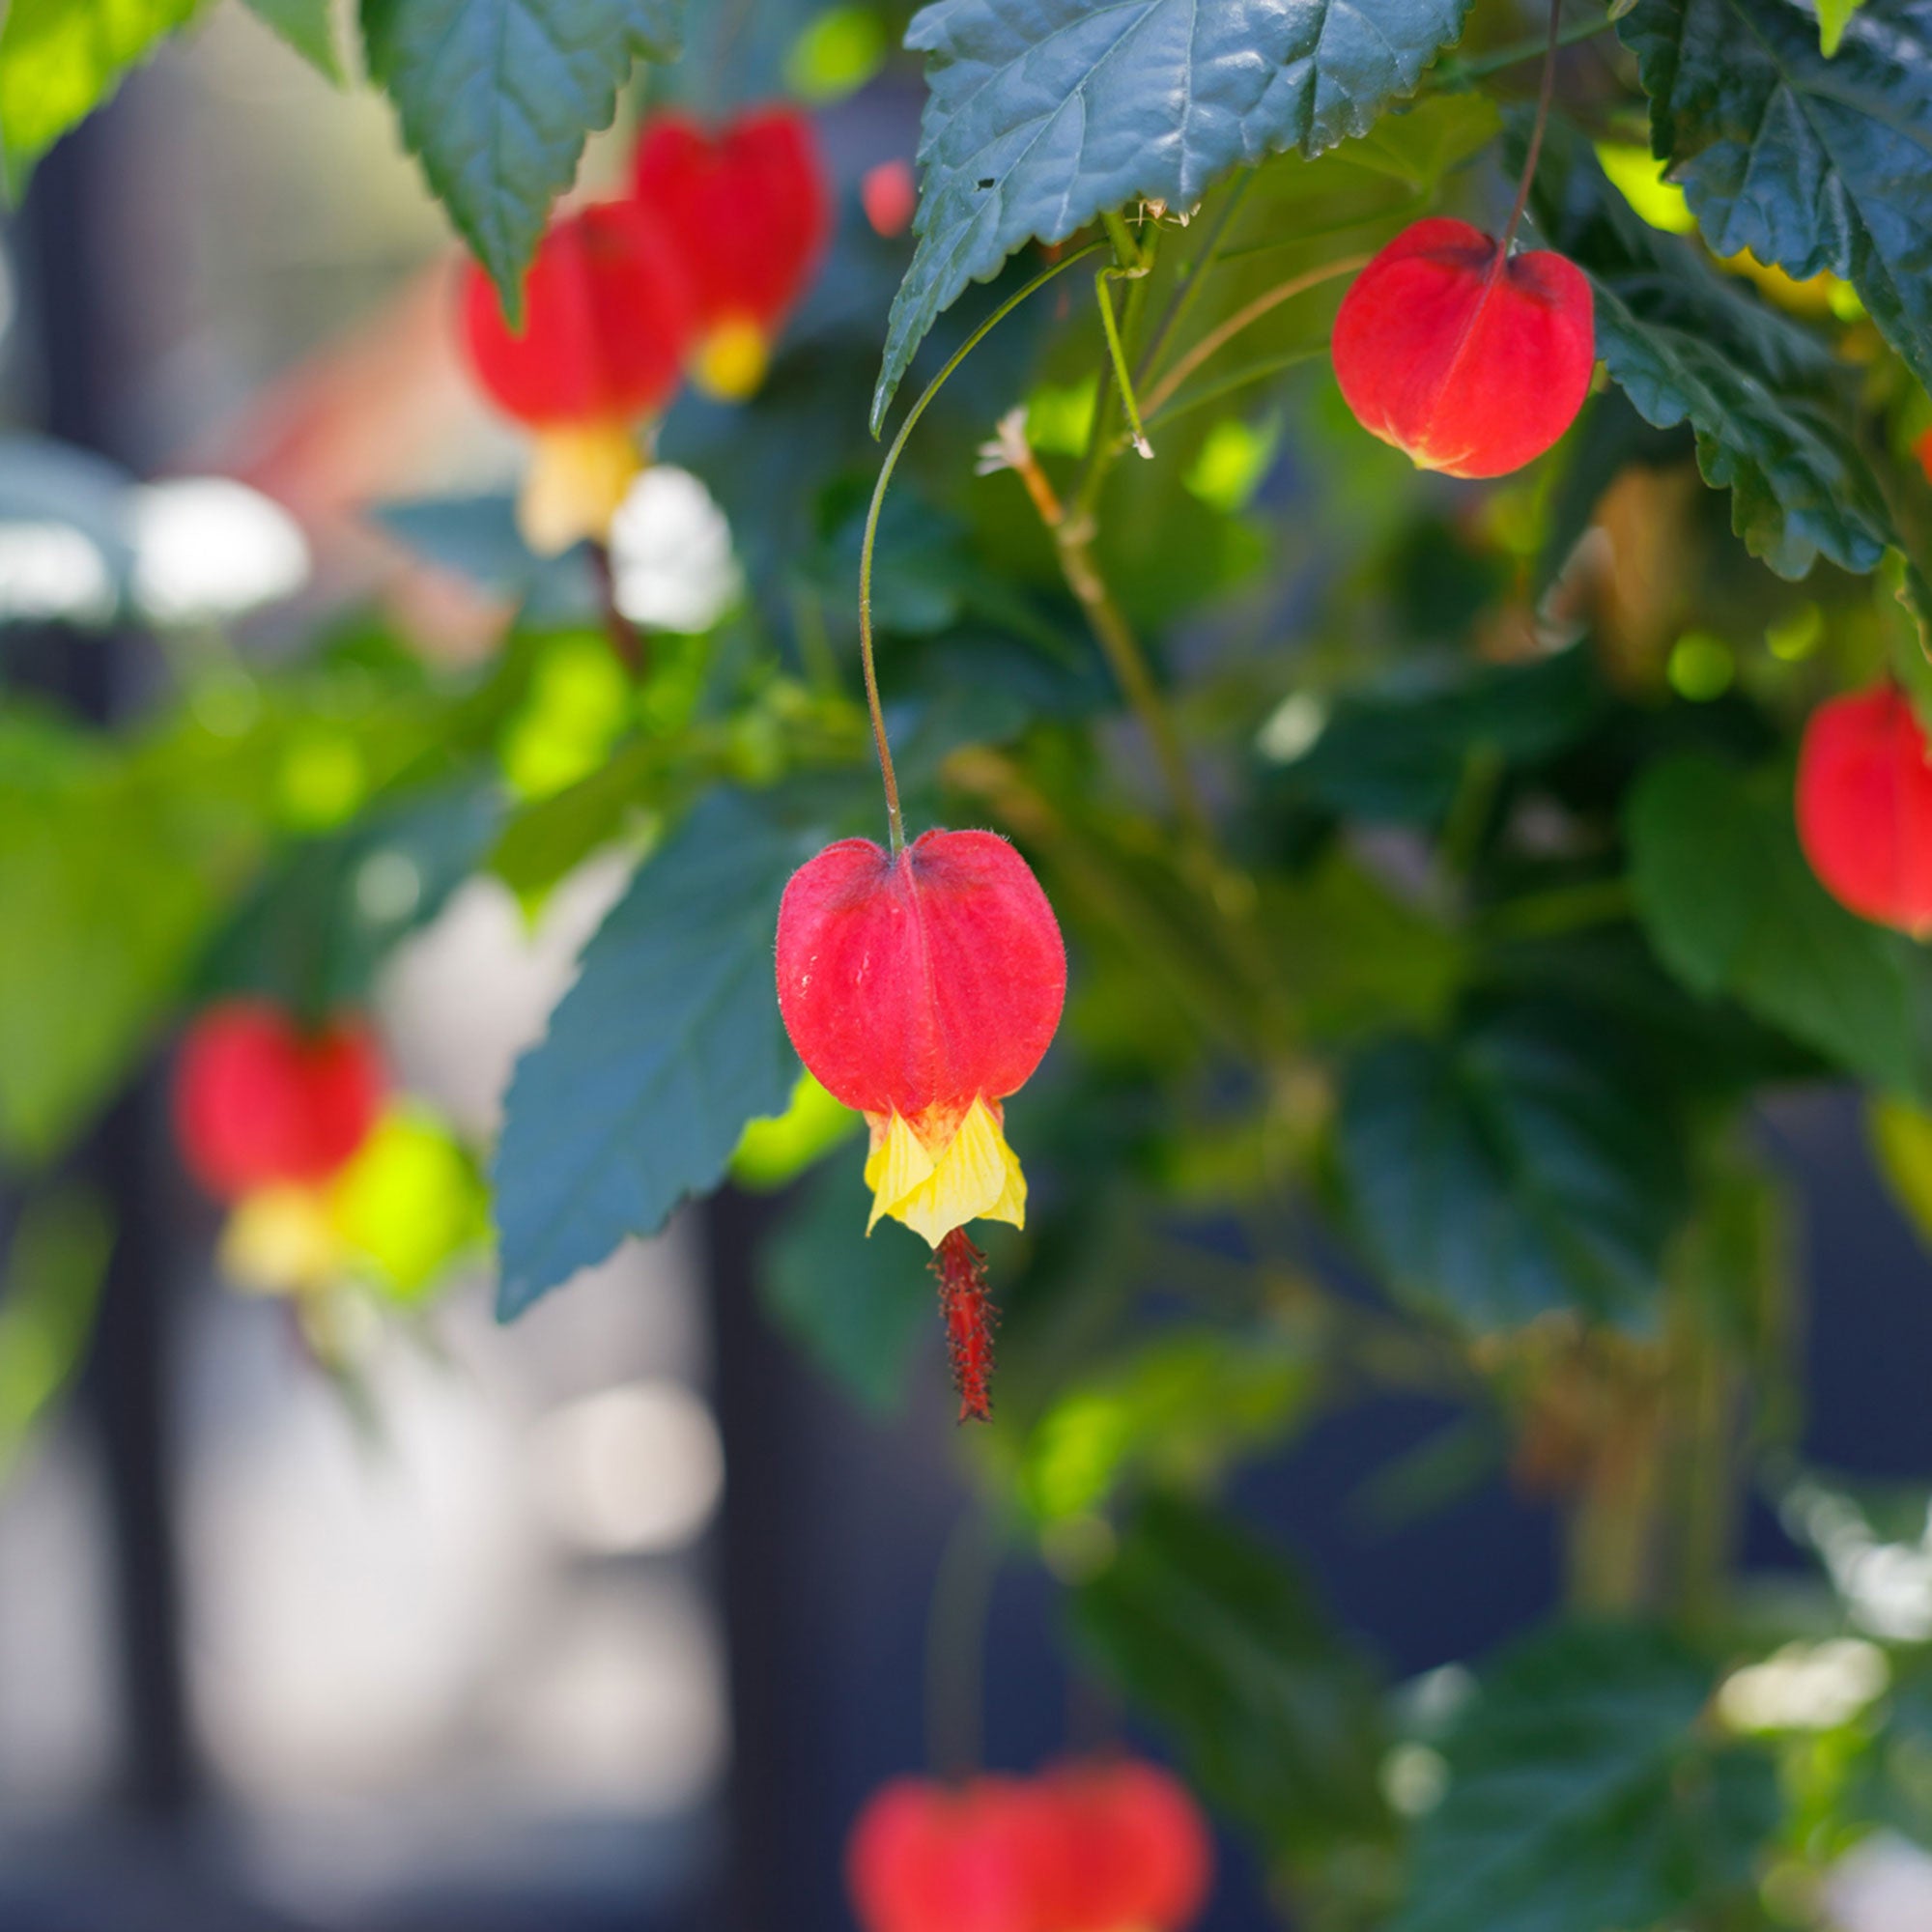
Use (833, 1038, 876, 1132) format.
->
(776, 829, 1065, 1420)
(1331, 216, 1596, 479)
(459, 203, 696, 554)
(631, 106, 832, 401)
(1797, 682, 1932, 935)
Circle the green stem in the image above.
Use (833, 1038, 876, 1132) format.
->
(924, 1503, 1002, 1781)
(1437, 8, 1610, 84)
(1500, 0, 1566, 255)
(1139, 255, 1368, 422)
(1095, 270, 1154, 457)
(1136, 171, 1256, 384)
(1145, 346, 1328, 430)
(860, 242, 1107, 852)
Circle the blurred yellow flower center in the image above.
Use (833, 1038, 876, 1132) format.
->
(219, 1185, 343, 1296)
(518, 421, 642, 554)
(864, 1096, 1027, 1247)
(693, 318, 771, 402)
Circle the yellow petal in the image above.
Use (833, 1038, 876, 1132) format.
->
(692, 319, 770, 402)
(864, 1097, 1028, 1248)
(517, 423, 643, 554)
(219, 1186, 343, 1296)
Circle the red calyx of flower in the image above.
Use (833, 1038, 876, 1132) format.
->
(173, 1000, 384, 1202)
(864, 158, 919, 239)
(1331, 216, 1596, 478)
(1029, 1760, 1214, 1932)
(775, 830, 1065, 1126)
(459, 201, 696, 428)
(631, 106, 832, 339)
(849, 1777, 1060, 1932)
(1797, 682, 1932, 934)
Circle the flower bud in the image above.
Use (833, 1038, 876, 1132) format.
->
(459, 203, 697, 552)
(1331, 216, 1596, 478)
(173, 1001, 384, 1202)
(1797, 682, 1932, 934)
(632, 107, 831, 400)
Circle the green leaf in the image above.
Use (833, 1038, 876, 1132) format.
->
(873, 0, 1474, 432)
(1871, 1094, 1932, 1254)
(1390, 1623, 1776, 1932)
(1527, 119, 1894, 580)
(0, 0, 200, 192)
(1072, 1493, 1394, 1885)
(1618, 0, 1932, 396)
(759, 1149, 930, 1413)
(1816, 0, 1867, 53)
(0, 709, 274, 1165)
(1266, 645, 1605, 824)
(492, 788, 813, 1320)
(1017, 1326, 1317, 1522)
(360, 0, 686, 319)
(241, 0, 342, 79)
(1625, 754, 1919, 1091)
(1337, 1004, 1689, 1332)
(0, 1187, 112, 1482)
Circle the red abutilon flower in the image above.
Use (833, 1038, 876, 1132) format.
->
(847, 1777, 1056, 1932)
(1030, 1760, 1213, 1932)
(775, 830, 1065, 1421)
(1331, 216, 1596, 478)
(1797, 682, 1932, 934)
(1915, 425, 1932, 486)
(173, 1000, 384, 1202)
(863, 158, 919, 239)
(631, 107, 831, 401)
(459, 202, 696, 554)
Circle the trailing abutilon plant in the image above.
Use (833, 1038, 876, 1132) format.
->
(631, 107, 832, 401)
(1797, 683, 1932, 935)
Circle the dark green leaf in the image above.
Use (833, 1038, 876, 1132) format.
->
(1619, 0, 1932, 395)
(1337, 1003, 1689, 1332)
(493, 789, 814, 1319)
(1390, 1623, 1777, 1932)
(361, 0, 685, 318)
(1269, 645, 1605, 825)
(0, 0, 199, 192)
(1528, 118, 1894, 579)
(759, 1151, 931, 1414)
(874, 0, 1474, 431)
(1625, 754, 1918, 1091)
(1073, 1493, 1394, 1881)
(371, 494, 598, 621)
(241, 0, 342, 79)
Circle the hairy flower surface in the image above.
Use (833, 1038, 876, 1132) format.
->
(1332, 216, 1595, 478)
(1798, 683, 1932, 934)
(777, 830, 1064, 1248)
(459, 203, 696, 553)
(173, 1001, 384, 1202)
(632, 107, 831, 400)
